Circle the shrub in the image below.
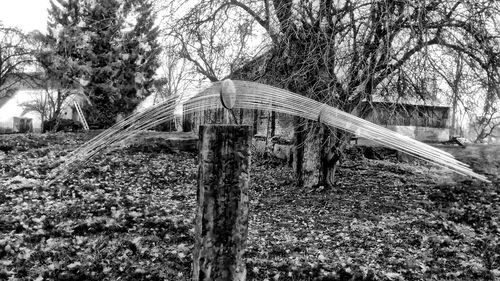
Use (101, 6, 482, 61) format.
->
(151, 120, 177, 132)
(0, 127, 13, 134)
(43, 119, 83, 132)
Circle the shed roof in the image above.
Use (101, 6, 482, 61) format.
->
(369, 94, 450, 108)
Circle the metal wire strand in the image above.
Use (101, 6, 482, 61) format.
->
(46, 80, 490, 185)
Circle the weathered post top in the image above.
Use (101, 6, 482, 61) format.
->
(220, 79, 237, 110)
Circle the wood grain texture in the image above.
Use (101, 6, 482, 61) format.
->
(193, 125, 251, 281)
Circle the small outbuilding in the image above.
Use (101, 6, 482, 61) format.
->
(0, 77, 87, 133)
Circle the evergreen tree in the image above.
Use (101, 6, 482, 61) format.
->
(111, 0, 161, 119)
(46, 0, 160, 127)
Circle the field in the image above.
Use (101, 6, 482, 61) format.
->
(0, 132, 499, 281)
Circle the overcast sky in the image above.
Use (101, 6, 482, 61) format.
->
(0, 0, 50, 33)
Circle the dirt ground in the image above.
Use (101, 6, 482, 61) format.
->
(0, 132, 499, 280)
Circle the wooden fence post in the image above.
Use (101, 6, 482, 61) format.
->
(193, 124, 251, 281)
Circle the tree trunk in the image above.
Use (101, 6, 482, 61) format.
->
(41, 117, 46, 133)
(193, 125, 251, 281)
(270, 111, 276, 137)
(293, 117, 305, 186)
(293, 119, 351, 188)
(319, 127, 352, 187)
(293, 118, 321, 187)
(450, 86, 458, 138)
(252, 109, 259, 135)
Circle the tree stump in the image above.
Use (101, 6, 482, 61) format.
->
(193, 125, 251, 281)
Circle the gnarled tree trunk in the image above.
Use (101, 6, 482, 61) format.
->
(320, 127, 352, 187)
(293, 118, 352, 188)
(293, 118, 320, 187)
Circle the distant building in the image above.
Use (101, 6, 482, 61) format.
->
(359, 97, 451, 142)
(0, 75, 86, 133)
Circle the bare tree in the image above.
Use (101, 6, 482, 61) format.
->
(19, 85, 54, 133)
(20, 77, 85, 132)
(427, 51, 467, 138)
(472, 109, 500, 143)
(470, 74, 500, 143)
(160, 1, 268, 82)
(24, 31, 87, 132)
(0, 25, 34, 97)
(154, 44, 196, 102)
(165, 0, 500, 187)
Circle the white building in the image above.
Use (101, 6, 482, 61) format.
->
(0, 79, 86, 133)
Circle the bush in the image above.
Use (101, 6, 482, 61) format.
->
(151, 120, 177, 132)
(85, 105, 121, 129)
(0, 127, 13, 134)
(43, 119, 83, 132)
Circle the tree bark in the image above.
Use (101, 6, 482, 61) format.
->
(293, 120, 351, 188)
(193, 125, 251, 281)
(293, 119, 321, 187)
(293, 117, 305, 186)
(320, 127, 352, 187)
(450, 85, 458, 138)
(252, 109, 259, 135)
(270, 111, 276, 137)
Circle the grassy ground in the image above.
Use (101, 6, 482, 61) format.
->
(0, 132, 499, 281)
